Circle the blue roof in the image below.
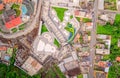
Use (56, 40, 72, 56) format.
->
(21, 5, 28, 15)
(4, 56, 10, 61)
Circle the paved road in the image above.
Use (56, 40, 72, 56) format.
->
(99, 9, 120, 14)
(88, 0, 98, 78)
(0, 0, 42, 39)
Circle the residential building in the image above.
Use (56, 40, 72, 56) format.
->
(96, 35, 111, 55)
(0, 46, 13, 65)
(94, 71, 107, 78)
(116, 56, 120, 62)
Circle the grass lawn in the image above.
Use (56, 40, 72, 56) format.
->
(77, 74, 83, 78)
(41, 24, 48, 34)
(76, 17, 92, 23)
(11, 28, 17, 33)
(70, 15, 73, 19)
(7, 48, 13, 56)
(15, 9, 21, 16)
(102, 55, 110, 61)
(11, 4, 20, 9)
(11, 4, 21, 16)
(54, 39, 60, 48)
(0, 10, 3, 15)
(97, 14, 120, 78)
(19, 24, 25, 30)
(97, 24, 115, 35)
(65, 23, 75, 43)
(52, 7, 68, 22)
(104, 0, 116, 10)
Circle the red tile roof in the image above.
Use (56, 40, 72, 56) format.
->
(116, 57, 120, 62)
(3, 0, 23, 4)
(0, 46, 7, 51)
(74, 10, 79, 16)
(98, 61, 106, 68)
(5, 16, 22, 29)
(0, 3, 4, 10)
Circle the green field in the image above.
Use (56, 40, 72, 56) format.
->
(54, 39, 60, 48)
(70, 15, 73, 19)
(76, 17, 92, 23)
(19, 24, 25, 30)
(97, 14, 120, 78)
(77, 74, 83, 78)
(11, 28, 18, 33)
(41, 24, 48, 34)
(52, 7, 68, 22)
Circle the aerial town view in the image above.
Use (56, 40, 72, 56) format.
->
(0, 0, 120, 78)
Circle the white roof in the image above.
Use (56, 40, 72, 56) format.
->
(105, 67, 109, 72)
(83, 74, 88, 78)
(58, 62, 66, 72)
(37, 40, 56, 53)
(45, 44, 51, 52)
(97, 35, 107, 39)
(37, 40, 45, 51)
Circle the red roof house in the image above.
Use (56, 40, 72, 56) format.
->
(0, 3, 4, 10)
(116, 57, 120, 62)
(5, 16, 22, 29)
(74, 10, 80, 16)
(3, 0, 23, 4)
(0, 46, 7, 51)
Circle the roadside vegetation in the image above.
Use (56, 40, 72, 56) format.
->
(52, 7, 68, 22)
(97, 14, 120, 78)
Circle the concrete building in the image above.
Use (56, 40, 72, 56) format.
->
(98, 0, 104, 10)
(96, 34, 111, 55)
(58, 52, 81, 77)
(21, 56, 43, 76)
